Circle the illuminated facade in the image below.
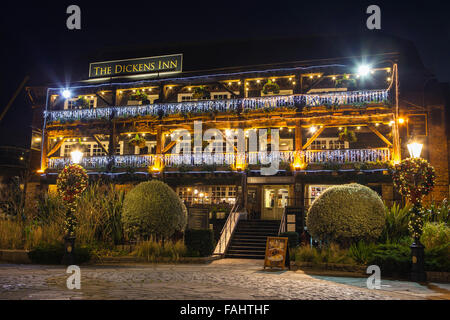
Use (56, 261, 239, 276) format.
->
(27, 46, 449, 226)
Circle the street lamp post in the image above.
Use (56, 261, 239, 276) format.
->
(407, 140, 427, 282)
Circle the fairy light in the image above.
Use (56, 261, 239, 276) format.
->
(46, 89, 389, 123)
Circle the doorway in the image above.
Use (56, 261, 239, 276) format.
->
(261, 185, 289, 220)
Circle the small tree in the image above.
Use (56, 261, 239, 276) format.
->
(122, 180, 187, 240)
(306, 183, 385, 245)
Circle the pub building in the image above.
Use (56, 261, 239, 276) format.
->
(26, 35, 449, 258)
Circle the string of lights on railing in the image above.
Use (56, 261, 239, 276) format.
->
(45, 89, 389, 123)
(47, 149, 391, 170)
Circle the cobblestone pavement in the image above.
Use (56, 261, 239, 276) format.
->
(0, 259, 448, 300)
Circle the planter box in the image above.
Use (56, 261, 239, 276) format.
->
(294, 261, 366, 273)
(92, 255, 221, 265)
(0, 249, 31, 264)
(340, 164, 354, 170)
(307, 164, 324, 170)
(426, 271, 450, 283)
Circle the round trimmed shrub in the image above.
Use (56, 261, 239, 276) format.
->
(122, 180, 187, 240)
(306, 183, 385, 244)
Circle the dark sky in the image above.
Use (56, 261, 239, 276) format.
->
(0, 0, 449, 147)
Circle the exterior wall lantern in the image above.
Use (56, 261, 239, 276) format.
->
(407, 142, 423, 159)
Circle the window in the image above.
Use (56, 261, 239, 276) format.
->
(308, 138, 348, 150)
(308, 185, 334, 206)
(65, 97, 96, 110)
(60, 141, 123, 157)
(178, 93, 194, 102)
(92, 143, 107, 156)
(176, 185, 237, 205)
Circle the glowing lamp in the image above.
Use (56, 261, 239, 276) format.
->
(62, 89, 72, 99)
(398, 118, 405, 124)
(357, 65, 371, 77)
(407, 142, 423, 158)
(309, 126, 317, 134)
(70, 149, 83, 164)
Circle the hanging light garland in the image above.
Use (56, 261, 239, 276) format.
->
(56, 164, 89, 237)
(391, 158, 436, 239)
(45, 89, 389, 123)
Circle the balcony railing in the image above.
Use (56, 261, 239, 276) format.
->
(305, 148, 391, 163)
(48, 155, 155, 170)
(47, 148, 390, 170)
(44, 90, 389, 123)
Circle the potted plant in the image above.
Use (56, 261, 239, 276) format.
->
(338, 127, 357, 143)
(192, 86, 211, 100)
(74, 96, 91, 109)
(129, 134, 147, 148)
(129, 90, 150, 105)
(262, 79, 280, 95)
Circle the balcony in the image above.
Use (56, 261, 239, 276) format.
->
(44, 89, 389, 124)
(46, 148, 391, 171)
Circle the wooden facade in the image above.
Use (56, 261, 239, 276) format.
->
(26, 52, 449, 220)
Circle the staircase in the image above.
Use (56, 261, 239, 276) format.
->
(225, 220, 280, 259)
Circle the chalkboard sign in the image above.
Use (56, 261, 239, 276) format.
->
(407, 115, 427, 136)
(264, 237, 290, 270)
(187, 207, 209, 230)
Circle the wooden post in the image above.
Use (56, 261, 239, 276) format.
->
(295, 119, 302, 151)
(238, 78, 245, 98)
(294, 74, 301, 94)
(155, 125, 165, 171)
(107, 88, 117, 171)
(41, 133, 49, 172)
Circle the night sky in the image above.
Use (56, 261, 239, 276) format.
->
(0, 0, 449, 147)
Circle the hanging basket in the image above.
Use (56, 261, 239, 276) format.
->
(129, 134, 147, 148)
(262, 80, 280, 94)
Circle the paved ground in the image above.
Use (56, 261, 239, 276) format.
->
(0, 259, 448, 300)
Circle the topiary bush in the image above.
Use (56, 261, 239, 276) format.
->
(184, 229, 215, 257)
(122, 180, 187, 240)
(306, 183, 385, 245)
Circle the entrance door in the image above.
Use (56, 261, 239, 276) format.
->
(261, 185, 289, 220)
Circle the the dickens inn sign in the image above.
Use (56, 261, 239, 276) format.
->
(89, 54, 183, 78)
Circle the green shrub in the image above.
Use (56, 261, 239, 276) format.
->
(423, 199, 449, 224)
(294, 243, 354, 265)
(184, 229, 214, 257)
(306, 183, 385, 245)
(368, 243, 411, 277)
(279, 232, 299, 249)
(28, 243, 91, 265)
(76, 183, 125, 246)
(349, 241, 376, 265)
(133, 239, 187, 262)
(122, 180, 187, 240)
(295, 245, 316, 263)
(425, 244, 450, 272)
(379, 202, 411, 242)
(421, 222, 450, 249)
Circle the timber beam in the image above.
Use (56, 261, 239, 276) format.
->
(302, 126, 325, 150)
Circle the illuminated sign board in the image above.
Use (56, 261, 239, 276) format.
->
(89, 54, 182, 78)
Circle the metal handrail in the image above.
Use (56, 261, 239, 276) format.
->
(278, 207, 287, 235)
(213, 196, 241, 256)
